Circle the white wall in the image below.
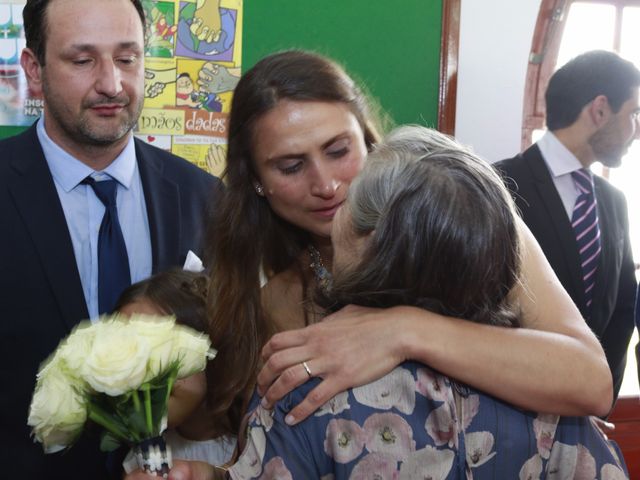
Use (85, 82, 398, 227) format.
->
(455, 0, 541, 162)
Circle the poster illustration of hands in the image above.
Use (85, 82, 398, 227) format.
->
(0, 0, 242, 177)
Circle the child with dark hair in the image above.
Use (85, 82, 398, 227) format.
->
(116, 268, 235, 470)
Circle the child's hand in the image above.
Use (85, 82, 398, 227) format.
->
(124, 460, 217, 480)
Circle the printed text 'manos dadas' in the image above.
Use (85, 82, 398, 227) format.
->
(185, 110, 227, 137)
(137, 109, 227, 138)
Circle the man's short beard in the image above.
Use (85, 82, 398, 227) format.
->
(41, 73, 144, 149)
(47, 96, 143, 149)
(589, 124, 626, 168)
(75, 115, 138, 146)
(597, 152, 623, 168)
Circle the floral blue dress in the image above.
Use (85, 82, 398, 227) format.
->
(228, 361, 628, 479)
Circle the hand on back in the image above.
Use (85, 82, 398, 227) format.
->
(257, 304, 408, 424)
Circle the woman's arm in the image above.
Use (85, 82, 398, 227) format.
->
(257, 219, 613, 423)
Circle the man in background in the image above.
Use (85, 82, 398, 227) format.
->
(0, 0, 220, 477)
(496, 50, 640, 407)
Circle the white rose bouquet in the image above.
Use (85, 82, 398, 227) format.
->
(28, 314, 216, 477)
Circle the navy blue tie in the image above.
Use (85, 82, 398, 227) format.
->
(84, 177, 131, 314)
(570, 169, 601, 312)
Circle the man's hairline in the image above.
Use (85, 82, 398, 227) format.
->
(37, 0, 146, 65)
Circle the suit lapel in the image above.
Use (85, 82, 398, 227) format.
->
(135, 140, 181, 274)
(7, 126, 88, 330)
(590, 179, 614, 326)
(522, 145, 587, 310)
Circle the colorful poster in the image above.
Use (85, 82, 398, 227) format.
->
(0, 0, 242, 176)
(0, 1, 35, 126)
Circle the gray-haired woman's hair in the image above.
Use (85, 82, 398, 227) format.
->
(322, 125, 521, 327)
(382, 123, 464, 155)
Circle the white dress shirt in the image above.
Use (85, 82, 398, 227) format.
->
(537, 131, 587, 218)
(37, 118, 152, 320)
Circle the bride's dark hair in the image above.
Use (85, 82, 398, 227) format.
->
(203, 50, 384, 436)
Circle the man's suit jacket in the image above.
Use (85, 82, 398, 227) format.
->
(495, 145, 636, 401)
(0, 125, 221, 478)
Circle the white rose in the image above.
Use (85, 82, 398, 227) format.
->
(35, 348, 64, 383)
(28, 365, 87, 453)
(172, 325, 216, 378)
(81, 319, 152, 395)
(127, 315, 178, 381)
(57, 321, 96, 378)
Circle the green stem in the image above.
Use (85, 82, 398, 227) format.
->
(165, 368, 178, 409)
(132, 389, 141, 413)
(88, 405, 131, 442)
(142, 384, 153, 435)
(112, 399, 141, 443)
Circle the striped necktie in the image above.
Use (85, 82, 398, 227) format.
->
(570, 169, 601, 312)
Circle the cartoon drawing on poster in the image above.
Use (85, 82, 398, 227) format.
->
(142, 0, 178, 58)
(176, 72, 201, 108)
(135, 133, 173, 151)
(172, 136, 226, 177)
(175, 57, 239, 112)
(137, 0, 242, 173)
(0, 0, 242, 176)
(195, 61, 239, 112)
(144, 57, 178, 106)
(176, 0, 237, 62)
(0, 2, 41, 126)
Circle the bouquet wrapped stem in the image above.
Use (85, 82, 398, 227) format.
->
(133, 436, 172, 477)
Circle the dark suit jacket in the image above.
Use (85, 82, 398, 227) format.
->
(0, 125, 221, 478)
(495, 145, 636, 402)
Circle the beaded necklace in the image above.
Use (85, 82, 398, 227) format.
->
(308, 244, 332, 293)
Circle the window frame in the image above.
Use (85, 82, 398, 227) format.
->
(438, 0, 461, 135)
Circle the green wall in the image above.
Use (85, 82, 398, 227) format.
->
(0, 124, 24, 139)
(242, 1, 442, 128)
(0, 1, 442, 138)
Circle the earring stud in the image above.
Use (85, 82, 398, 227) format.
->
(255, 184, 264, 195)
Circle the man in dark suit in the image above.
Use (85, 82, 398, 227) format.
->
(496, 51, 640, 405)
(0, 0, 221, 477)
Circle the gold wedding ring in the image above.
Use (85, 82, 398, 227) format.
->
(302, 361, 312, 378)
